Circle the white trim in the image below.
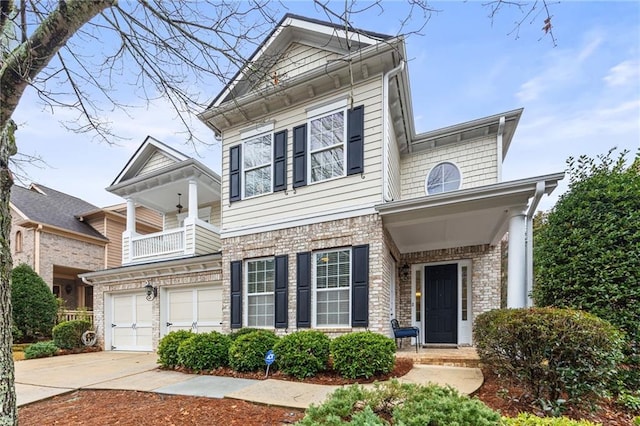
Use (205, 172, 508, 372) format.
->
(307, 106, 348, 184)
(306, 97, 348, 119)
(221, 206, 377, 238)
(425, 161, 463, 195)
(311, 247, 352, 329)
(240, 122, 274, 140)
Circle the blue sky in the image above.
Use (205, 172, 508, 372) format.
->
(11, 1, 640, 212)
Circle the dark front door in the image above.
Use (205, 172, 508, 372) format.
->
(425, 264, 457, 344)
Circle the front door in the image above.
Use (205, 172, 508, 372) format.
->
(425, 264, 457, 344)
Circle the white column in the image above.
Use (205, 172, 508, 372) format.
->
(507, 211, 527, 308)
(126, 198, 136, 232)
(188, 179, 198, 219)
(525, 216, 534, 307)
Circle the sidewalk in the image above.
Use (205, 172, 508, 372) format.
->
(15, 351, 484, 409)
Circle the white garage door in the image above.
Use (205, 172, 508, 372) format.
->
(166, 286, 222, 334)
(111, 293, 153, 351)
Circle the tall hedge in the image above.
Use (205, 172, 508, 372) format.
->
(533, 150, 640, 390)
(11, 264, 58, 342)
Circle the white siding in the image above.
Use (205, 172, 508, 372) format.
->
(400, 135, 498, 200)
(138, 151, 176, 176)
(387, 110, 401, 201)
(261, 43, 341, 88)
(221, 76, 384, 230)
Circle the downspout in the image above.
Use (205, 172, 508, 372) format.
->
(382, 60, 405, 202)
(525, 181, 546, 307)
(34, 224, 42, 275)
(496, 116, 505, 182)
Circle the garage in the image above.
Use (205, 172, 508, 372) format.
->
(165, 285, 223, 334)
(110, 293, 153, 351)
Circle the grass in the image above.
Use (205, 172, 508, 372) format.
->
(13, 343, 29, 361)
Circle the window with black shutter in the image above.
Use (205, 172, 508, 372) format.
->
(229, 145, 241, 202)
(274, 255, 288, 328)
(273, 130, 288, 192)
(230, 260, 242, 328)
(296, 252, 311, 327)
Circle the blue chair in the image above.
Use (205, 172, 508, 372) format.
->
(391, 319, 420, 352)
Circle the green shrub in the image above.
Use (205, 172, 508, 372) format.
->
(24, 341, 59, 359)
(330, 332, 396, 379)
(228, 328, 260, 341)
(11, 264, 58, 342)
(52, 320, 92, 349)
(474, 308, 624, 411)
(297, 380, 500, 425)
(157, 330, 194, 368)
(228, 330, 279, 372)
(176, 332, 230, 371)
(617, 391, 640, 414)
(501, 413, 599, 425)
(273, 330, 330, 379)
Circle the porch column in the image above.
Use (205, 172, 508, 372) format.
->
(188, 179, 198, 219)
(507, 211, 527, 308)
(126, 198, 136, 232)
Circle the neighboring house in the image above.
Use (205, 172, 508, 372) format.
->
(82, 14, 563, 352)
(10, 183, 161, 314)
(81, 136, 223, 351)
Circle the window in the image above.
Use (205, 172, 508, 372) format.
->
(246, 258, 274, 327)
(309, 110, 346, 183)
(426, 162, 461, 194)
(243, 133, 272, 197)
(14, 231, 22, 253)
(314, 249, 351, 326)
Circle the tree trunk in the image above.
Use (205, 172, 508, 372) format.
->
(0, 121, 17, 425)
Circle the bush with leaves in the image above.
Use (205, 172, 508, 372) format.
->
(501, 413, 599, 426)
(24, 341, 59, 359)
(298, 380, 500, 425)
(157, 330, 194, 368)
(474, 308, 624, 412)
(330, 331, 396, 379)
(273, 330, 330, 379)
(227, 328, 260, 341)
(533, 150, 640, 391)
(228, 329, 279, 372)
(52, 320, 92, 349)
(11, 264, 58, 342)
(176, 331, 230, 371)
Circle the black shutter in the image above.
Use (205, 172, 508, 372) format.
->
(273, 130, 288, 192)
(347, 105, 365, 175)
(351, 244, 369, 327)
(274, 255, 288, 328)
(229, 145, 242, 202)
(230, 260, 242, 329)
(296, 252, 311, 328)
(292, 124, 307, 188)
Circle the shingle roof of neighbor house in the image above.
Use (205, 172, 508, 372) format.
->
(10, 184, 107, 240)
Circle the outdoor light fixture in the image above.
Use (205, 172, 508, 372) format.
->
(176, 193, 183, 213)
(400, 263, 411, 281)
(144, 281, 158, 301)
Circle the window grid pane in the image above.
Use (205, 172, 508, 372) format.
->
(309, 111, 345, 183)
(315, 250, 350, 326)
(247, 259, 275, 327)
(427, 162, 461, 194)
(244, 134, 272, 197)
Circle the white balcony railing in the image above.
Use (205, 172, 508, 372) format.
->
(131, 228, 184, 260)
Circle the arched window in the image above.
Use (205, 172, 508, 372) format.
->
(426, 162, 461, 195)
(15, 231, 22, 253)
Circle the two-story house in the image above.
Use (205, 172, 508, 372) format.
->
(10, 183, 161, 318)
(82, 14, 563, 352)
(80, 137, 224, 351)
(197, 14, 564, 346)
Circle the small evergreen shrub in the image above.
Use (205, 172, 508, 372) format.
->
(11, 264, 58, 342)
(330, 331, 396, 379)
(298, 380, 500, 425)
(273, 330, 330, 379)
(228, 330, 279, 372)
(176, 331, 230, 371)
(24, 341, 59, 359)
(228, 328, 260, 341)
(52, 320, 92, 349)
(501, 413, 599, 425)
(474, 308, 624, 410)
(157, 330, 194, 368)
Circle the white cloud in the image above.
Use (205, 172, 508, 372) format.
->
(604, 60, 640, 87)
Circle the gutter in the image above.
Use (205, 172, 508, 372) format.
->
(496, 116, 505, 181)
(382, 60, 405, 202)
(524, 181, 546, 307)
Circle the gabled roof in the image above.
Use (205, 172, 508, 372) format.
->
(210, 13, 392, 108)
(111, 136, 189, 186)
(10, 184, 107, 240)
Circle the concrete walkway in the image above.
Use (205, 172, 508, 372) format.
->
(15, 351, 484, 409)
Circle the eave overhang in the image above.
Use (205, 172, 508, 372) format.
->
(376, 172, 564, 253)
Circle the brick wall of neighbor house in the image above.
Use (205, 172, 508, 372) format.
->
(395, 244, 502, 330)
(91, 269, 222, 350)
(221, 214, 392, 336)
(400, 136, 498, 200)
(38, 232, 105, 287)
(10, 220, 35, 269)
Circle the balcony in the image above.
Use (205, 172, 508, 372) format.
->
(123, 219, 220, 264)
